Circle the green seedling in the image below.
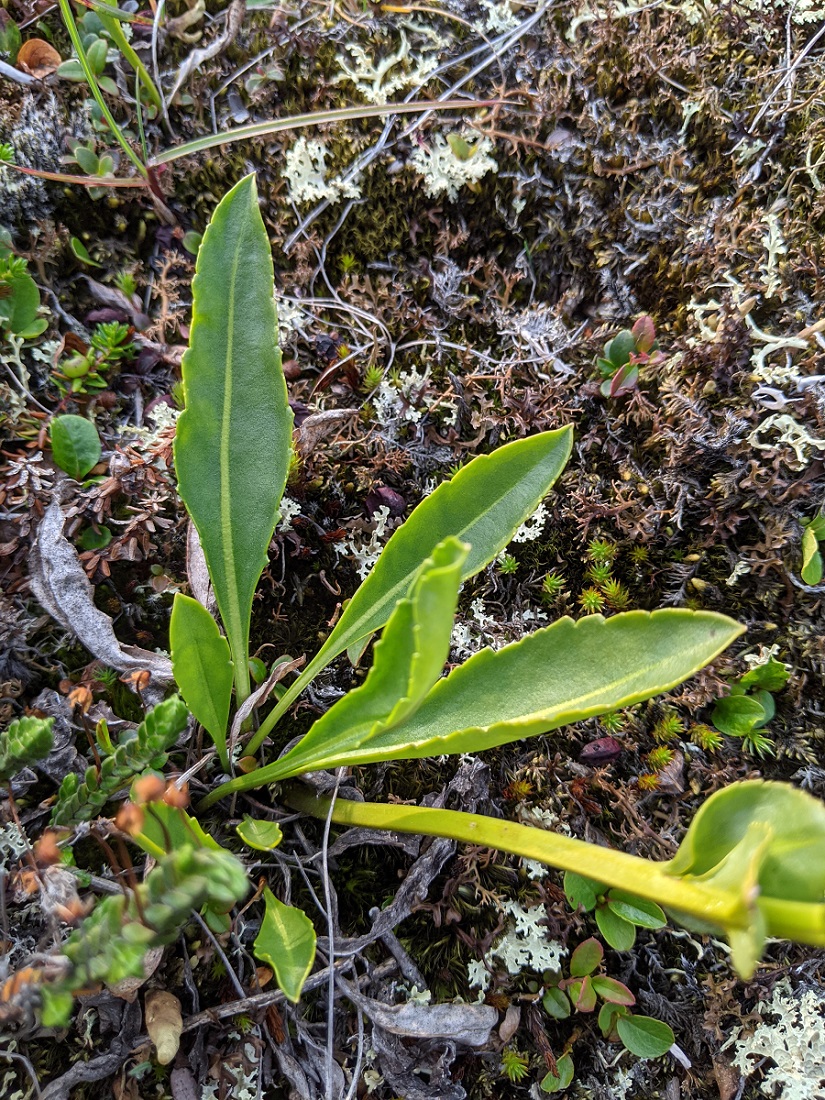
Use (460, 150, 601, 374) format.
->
(711, 656, 790, 757)
(595, 315, 664, 398)
(800, 510, 825, 584)
(540, 937, 674, 1090)
(0, 251, 47, 341)
(53, 319, 134, 394)
(563, 873, 666, 951)
(0, 715, 54, 783)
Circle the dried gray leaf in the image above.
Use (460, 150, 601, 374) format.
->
(166, 0, 245, 104)
(340, 981, 497, 1047)
(185, 519, 216, 617)
(31, 496, 173, 692)
(228, 656, 304, 756)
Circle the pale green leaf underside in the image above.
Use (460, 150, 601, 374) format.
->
(260, 537, 467, 781)
(174, 173, 292, 702)
(230, 609, 743, 791)
(254, 887, 316, 1003)
(170, 593, 233, 770)
(250, 426, 573, 748)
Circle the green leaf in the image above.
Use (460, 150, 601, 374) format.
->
(0, 17, 21, 62)
(85, 35, 108, 74)
(0, 266, 41, 335)
(174, 174, 292, 706)
(132, 802, 224, 860)
(78, 524, 112, 550)
(170, 593, 233, 772)
(540, 1053, 574, 1093)
(595, 904, 636, 950)
(40, 987, 74, 1028)
(802, 545, 822, 585)
(591, 976, 635, 1006)
(711, 693, 766, 737)
(50, 415, 101, 479)
(606, 330, 635, 367)
(616, 1015, 674, 1059)
(667, 781, 825, 906)
(56, 58, 87, 80)
(542, 987, 571, 1020)
(72, 144, 100, 174)
(606, 890, 666, 929)
(568, 975, 597, 1012)
(236, 815, 283, 851)
(253, 887, 316, 1003)
(805, 512, 825, 540)
(245, 538, 466, 782)
(249, 426, 574, 751)
(214, 609, 742, 800)
(563, 871, 602, 912)
(739, 657, 789, 693)
(569, 937, 602, 977)
(598, 1001, 626, 1039)
(70, 236, 102, 266)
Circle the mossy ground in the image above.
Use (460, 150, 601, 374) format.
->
(2, 1, 825, 1097)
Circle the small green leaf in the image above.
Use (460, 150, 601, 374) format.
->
(132, 802, 223, 860)
(170, 593, 233, 772)
(805, 513, 825, 540)
(86, 36, 108, 74)
(542, 986, 571, 1020)
(70, 237, 102, 266)
(0, 265, 41, 335)
(591, 976, 635, 1006)
(236, 815, 283, 851)
(540, 1053, 574, 1093)
(39, 986, 74, 1028)
(606, 330, 635, 367)
(72, 145, 100, 174)
(598, 1001, 627, 1039)
(606, 890, 666, 929)
(711, 693, 767, 737)
(595, 905, 636, 951)
(56, 58, 87, 80)
(50, 415, 101, 479)
(563, 871, 602, 912)
(568, 975, 597, 1013)
(254, 887, 316, 1003)
(182, 230, 202, 256)
(569, 937, 602, 977)
(739, 657, 789, 693)
(616, 1014, 674, 1059)
(78, 525, 112, 550)
(0, 18, 22, 61)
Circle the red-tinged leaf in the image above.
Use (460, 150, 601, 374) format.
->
(569, 938, 603, 977)
(591, 976, 635, 1006)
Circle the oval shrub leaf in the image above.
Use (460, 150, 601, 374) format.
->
(253, 887, 316, 1003)
(591, 976, 635, 1006)
(607, 890, 666, 929)
(174, 173, 292, 705)
(540, 1053, 574, 1093)
(50, 415, 101, 479)
(569, 937, 602, 977)
(616, 1014, 674, 1059)
(564, 871, 602, 912)
(595, 904, 636, 951)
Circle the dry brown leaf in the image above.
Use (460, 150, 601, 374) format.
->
(145, 989, 183, 1065)
(17, 38, 61, 77)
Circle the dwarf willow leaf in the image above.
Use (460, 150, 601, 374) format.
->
(248, 426, 574, 752)
(174, 173, 292, 706)
(615, 1015, 674, 1059)
(170, 593, 233, 771)
(50, 415, 102, 480)
(254, 887, 316, 1003)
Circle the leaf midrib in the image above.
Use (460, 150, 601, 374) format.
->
(219, 216, 243, 672)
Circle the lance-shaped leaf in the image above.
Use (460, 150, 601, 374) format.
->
(170, 593, 233, 771)
(248, 426, 573, 752)
(254, 887, 316, 1003)
(204, 538, 467, 800)
(285, 610, 742, 772)
(174, 173, 292, 705)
